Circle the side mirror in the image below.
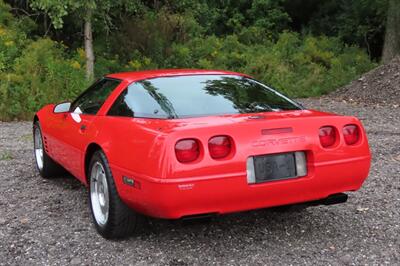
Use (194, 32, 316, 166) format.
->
(53, 102, 71, 113)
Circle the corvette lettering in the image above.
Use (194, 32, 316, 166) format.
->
(252, 136, 306, 147)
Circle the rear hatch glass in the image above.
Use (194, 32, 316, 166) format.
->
(108, 75, 302, 119)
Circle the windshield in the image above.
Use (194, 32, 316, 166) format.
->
(108, 75, 302, 119)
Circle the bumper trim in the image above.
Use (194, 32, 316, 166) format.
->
(314, 155, 370, 167)
(110, 163, 245, 184)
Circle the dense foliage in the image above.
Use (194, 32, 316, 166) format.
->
(0, 0, 387, 120)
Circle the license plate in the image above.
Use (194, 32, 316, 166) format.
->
(247, 152, 307, 184)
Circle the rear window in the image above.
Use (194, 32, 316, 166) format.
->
(107, 75, 301, 119)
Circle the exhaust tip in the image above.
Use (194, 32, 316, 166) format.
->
(305, 193, 348, 207)
(320, 193, 348, 206)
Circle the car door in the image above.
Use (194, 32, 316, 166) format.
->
(53, 78, 121, 180)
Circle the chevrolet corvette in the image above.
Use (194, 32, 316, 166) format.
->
(33, 69, 371, 238)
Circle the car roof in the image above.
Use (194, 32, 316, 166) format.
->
(106, 69, 250, 83)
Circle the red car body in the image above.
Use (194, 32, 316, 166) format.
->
(35, 69, 371, 219)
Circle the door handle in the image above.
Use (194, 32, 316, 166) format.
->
(80, 125, 87, 131)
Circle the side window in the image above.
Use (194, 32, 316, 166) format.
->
(108, 83, 172, 118)
(70, 78, 121, 115)
(108, 87, 135, 117)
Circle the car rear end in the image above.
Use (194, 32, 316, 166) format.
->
(107, 73, 370, 219)
(119, 111, 370, 219)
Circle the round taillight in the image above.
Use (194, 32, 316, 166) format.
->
(343, 124, 360, 145)
(175, 139, 200, 163)
(208, 135, 232, 159)
(319, 126, 337, 148)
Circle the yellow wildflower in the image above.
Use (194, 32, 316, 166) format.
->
(4, 40, 14, 47)
(71, 61, 81, 69)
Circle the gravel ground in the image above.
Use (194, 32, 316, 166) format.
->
(0, 98, 399, 265)
(331, 56, 400, 106)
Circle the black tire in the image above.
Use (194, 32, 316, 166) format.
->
(88, 150, 144, 239)
(33, 121, 65, 178)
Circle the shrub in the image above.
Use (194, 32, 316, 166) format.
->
(0, 39, 88, 121)
(163, 32, 376, 98)
(0, 1, 31, 72)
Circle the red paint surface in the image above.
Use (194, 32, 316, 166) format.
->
(36, 70, 371, 219)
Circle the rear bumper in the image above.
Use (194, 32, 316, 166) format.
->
(112, 155, 370, 219)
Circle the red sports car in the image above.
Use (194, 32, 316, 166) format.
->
(33, 69, 371, 238)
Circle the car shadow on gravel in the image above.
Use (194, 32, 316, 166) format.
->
(40, 171, 361, 244)
(41, 172, 85, 191)
(28, 163, 376, 264)
(132, 206, 355, 244)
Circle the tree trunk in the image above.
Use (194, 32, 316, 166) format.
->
(84, 9, 95, 80)
(43, 14, 47, 35)
(382, 0, 400, 63)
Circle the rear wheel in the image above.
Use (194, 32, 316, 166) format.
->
(33, 121, 65, 178)
(88, 150, 143, 239)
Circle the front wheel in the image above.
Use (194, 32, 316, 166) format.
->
(88, 150, 143, 239)
(33, 121, 65, 178)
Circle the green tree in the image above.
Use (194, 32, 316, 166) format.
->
(285, 0, 387, 59)
(29, 0, 142, 80)
(382, 0, 400, 62)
